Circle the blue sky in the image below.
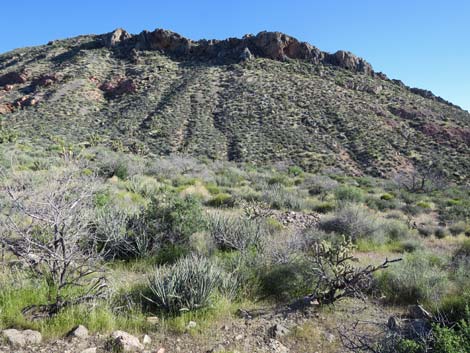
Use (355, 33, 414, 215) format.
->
(1, 0, 469, 110)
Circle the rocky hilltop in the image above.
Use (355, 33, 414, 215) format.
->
(0, 28, 469, 181)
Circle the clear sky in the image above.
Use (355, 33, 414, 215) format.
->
(1, 0, 469, 110)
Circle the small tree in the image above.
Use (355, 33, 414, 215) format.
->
(0, 166, 107, 317)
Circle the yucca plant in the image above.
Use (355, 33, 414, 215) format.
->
(145, 254, 221, 313)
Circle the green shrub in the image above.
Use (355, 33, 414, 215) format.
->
(287, 166, 304, 177)
(433, 318, 470, 353)
(207, 193, 234, 208)
(146, 255, 221, 313)
(334, 185, 364, 203)
(382, 219, 410, 241)
(312, 201, 336, 214)
(380, 193, 395, 201)
(437, 293, 470, 324)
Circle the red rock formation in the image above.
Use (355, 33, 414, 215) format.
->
(0, 103, 15, 114)
(0, 71, 28, 87)
(99, 78, 137, 97)
(31, 73, 60, 87)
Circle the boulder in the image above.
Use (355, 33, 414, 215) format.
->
(1, 329, 42, 347)
(67, 324, 89, 339)
(109, 330, 144, 352)
(268, 338, 289, 353)
(138, 29, 192, 55)
(105, 28, 132, 48)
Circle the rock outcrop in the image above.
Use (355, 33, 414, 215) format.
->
(0, 71, 29, 87)
(101, 28, 374, 75)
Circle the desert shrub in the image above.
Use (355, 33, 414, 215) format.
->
(417, 224, 435, 237)
(215, 167, 246, 187)
(318, 203, 380, 241)
(376, 251, 449, 305)
(449, 222, 467, 236)
(207, 193, 234, 208)
(435, 227, 450, 239)
(398, 238, 423, 253)
(366, 196, 398, 211)
(258, 261, 314, 301)
(208, 213, 266, 252)
(262, 184, 306, 210)
(334, 185, 364, 203)
(149, 194, 207, 243)
(145, 255, 221, 313)
(90, 148, 144, 179)
(381, 219, 410, 241)
(311, 201, 336, 213)
(437, 293, 470, 324)
(453, 240, 470, 261)
(303, 175, 338, 200)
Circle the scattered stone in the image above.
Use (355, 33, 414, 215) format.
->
(1, 329, 42, 347)
(31, 73, 60, 88)
(108, 330, 144, 352)
(146, 316, 159, 325)
(268, 323, 290, 338)
(157, 348, 165, 353)
(142, 334, 151, 345)
(186, 321, 197, 329)
(235, 334, 244, 341)
(268, 338, 289, 353)
(67, 325, 89, 339)
(81, 348, 97, 353)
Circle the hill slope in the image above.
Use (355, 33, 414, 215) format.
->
(0, 28, 469, 181)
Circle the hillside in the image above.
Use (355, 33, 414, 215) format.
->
(0, 28, 469, 181)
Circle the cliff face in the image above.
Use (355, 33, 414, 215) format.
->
(0, 28, 469, 181)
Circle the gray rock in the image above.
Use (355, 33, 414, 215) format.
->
(109, 330, 144, 352)
(142, 334, 152, 345)
(68, 324, 89, 339)
(1, 329, 42, 347)
(240, 47, 253, 61)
